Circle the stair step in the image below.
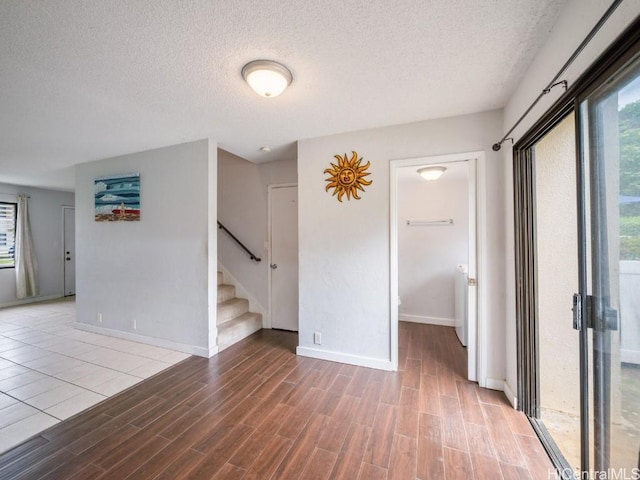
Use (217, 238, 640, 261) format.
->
(217, 284, 236, 303)
(214, 272, 261, 351)
(217, 312, 262, 352)
(217, 298, 249, 325)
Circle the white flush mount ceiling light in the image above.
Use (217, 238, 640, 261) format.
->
(242, 60, 292, 98)
(417, 166, 446, 180)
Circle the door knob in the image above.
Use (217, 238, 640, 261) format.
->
(270, 264, 278, 269)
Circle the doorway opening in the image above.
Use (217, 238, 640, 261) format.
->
(390, 151, 487, 385)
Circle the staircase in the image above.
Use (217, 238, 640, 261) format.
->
(216, 271, 263, 351)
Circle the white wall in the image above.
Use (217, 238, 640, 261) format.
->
(0, 183, 74, 307)
(620, 261, 640, 364)
(75, 139, 218, 356)
(502, 0, 640, 398)
(298, 110, 505, 377)
(217, 149, 297, 319)
(398, 167, 469, 324)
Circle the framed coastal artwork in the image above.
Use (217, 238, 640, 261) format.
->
(94, 173, 140, 222)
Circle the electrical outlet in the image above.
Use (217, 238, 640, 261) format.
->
(314, 332, 322, 345)
(97, 313, 102, 323)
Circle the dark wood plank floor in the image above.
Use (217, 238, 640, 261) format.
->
(0, 322, 553, 479)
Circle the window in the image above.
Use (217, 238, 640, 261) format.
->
(0, 202, 17, 268)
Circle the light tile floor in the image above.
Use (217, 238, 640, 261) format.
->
(0, 298, 190, 454)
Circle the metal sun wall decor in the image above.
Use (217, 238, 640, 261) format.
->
(324, 151, 372, 202)
(94, 173, 141, 222)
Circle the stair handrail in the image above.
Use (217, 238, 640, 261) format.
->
(217, 221, 262, 262)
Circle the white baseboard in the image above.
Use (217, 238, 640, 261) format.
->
(296, 346, 394, 371)
(398, 314, 455, 327)
(621, 349, 640, 365)
(73, 322, 215, 358)
(503, 382, 518, 409)
(0, 294, 65, 309)
(483, 377, 504, 391)
(482, 377, 518, 409)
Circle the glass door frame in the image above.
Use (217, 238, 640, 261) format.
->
(513, 14, 640, 478)
(514, 101, 580, 476)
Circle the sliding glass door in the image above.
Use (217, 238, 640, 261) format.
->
(580, 53, 640, 475)
(514, 22, 640, 479)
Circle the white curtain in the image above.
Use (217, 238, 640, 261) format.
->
(15, 195, 38, 299)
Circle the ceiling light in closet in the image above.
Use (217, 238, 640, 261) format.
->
(417, 166, 446, 180)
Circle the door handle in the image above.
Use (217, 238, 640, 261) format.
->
(270, 264, 278, 269)
(572, 293, 582, 330)
(66, 257, 71, 261)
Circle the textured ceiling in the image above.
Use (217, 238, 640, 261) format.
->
(0, 0, 567, 190)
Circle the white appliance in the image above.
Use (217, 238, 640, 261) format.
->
(454, 264, 468, 346)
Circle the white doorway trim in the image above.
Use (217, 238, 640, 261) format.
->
(389, 151, 488, 386)
(267, 183, 298, 331)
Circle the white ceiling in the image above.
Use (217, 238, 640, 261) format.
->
(0, 0, 568, 191)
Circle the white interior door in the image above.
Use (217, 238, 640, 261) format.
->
(269, 185, 298, 331)
(63, 207, 75, 296)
